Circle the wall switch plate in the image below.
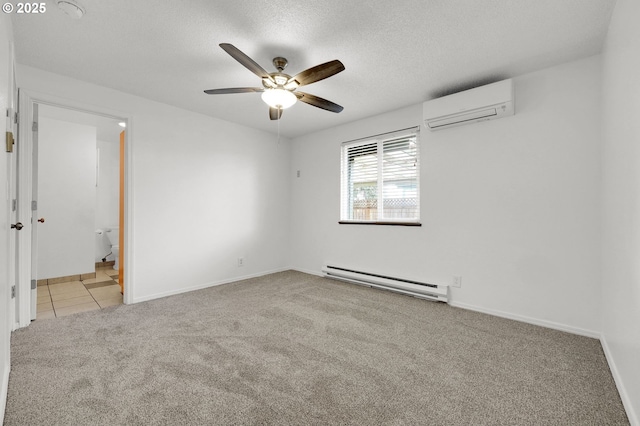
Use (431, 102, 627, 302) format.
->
(237, 257, 244, 267)
(452, 275, 462, 288)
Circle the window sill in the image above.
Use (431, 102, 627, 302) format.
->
(338, 221, 422, 227)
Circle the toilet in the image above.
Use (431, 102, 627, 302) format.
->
(106, 227, 120, 271)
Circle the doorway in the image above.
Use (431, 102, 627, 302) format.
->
(35, 105, 125, 319)
(15, 90, 131, 326)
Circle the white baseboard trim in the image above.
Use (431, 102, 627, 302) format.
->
(600, 335, 639, 426)
(129, 267, 291, 304)
(1, 360, 9, 426)
(447, 300, 601, 339)
(290, 267, 323, 277)
(298, 268, 604, 340)
(300, 267, 600, 338)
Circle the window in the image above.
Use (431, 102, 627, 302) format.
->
(340, 127, 420, 225)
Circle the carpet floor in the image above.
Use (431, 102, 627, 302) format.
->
(4, 270, 629, 425)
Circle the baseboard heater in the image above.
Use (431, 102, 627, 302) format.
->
(322, 265, 448, 302)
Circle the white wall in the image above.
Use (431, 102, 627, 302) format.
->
(37, 117, 96, 279)
(601, 0, 640, 423)
(0, 11, 12, 422)
(290, 55, 602, 337)
(18, 65, 291, 303)
(95, 138, 119, 262)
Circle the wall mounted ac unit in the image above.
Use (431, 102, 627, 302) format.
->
(423, 79, 514, 131)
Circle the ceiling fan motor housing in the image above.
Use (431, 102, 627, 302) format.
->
(262, 72, 296, 90)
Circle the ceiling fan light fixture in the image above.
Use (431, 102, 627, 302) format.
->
(262, 78, 277, 89)
(283, 80, 299, 91)
(261, 88, 297, 109)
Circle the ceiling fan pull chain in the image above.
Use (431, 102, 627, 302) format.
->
(277, 109, 281, 144)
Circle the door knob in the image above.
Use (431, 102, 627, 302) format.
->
(11, 222, 23, 230)
(38, 218, 45, 223)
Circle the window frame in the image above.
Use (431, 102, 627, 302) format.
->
(340, 127, 421, 226)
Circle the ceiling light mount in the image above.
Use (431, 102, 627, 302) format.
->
(56, 0, 85, 19)
(272, 57, 288, 72)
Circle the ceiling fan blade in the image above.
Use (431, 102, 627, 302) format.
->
(288, 60, 345, 87)
(295, 92, 344, 113)
(219, 43, 273, 81)
(204, 87, 264, 95)
(269, 107, 283, 120)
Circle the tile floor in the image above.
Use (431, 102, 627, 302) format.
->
(36, 266, 123, 320)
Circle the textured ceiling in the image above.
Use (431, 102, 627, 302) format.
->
(11, 0, 616, 138)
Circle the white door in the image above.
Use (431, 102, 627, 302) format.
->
(8, 105, 18, 328)
(7, 62, 18, 330)
(29, 103, 39, 319)
(1, 86, 15, 421)
(37, 113, 96, 282)
(3, 137, 15, 320)
(16, 89, 35, 327)
(3, 35, 18, 406)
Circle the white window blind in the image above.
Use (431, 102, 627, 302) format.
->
(341, 127, 420, 224)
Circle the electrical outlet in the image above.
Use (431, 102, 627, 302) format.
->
(452, 275, 462, 288)
(237, 257, 244, 267)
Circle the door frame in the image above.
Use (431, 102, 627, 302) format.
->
(16, 89, 133, 327)
(6, 42, 17, 331)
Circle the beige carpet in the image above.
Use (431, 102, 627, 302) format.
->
(4, 270, 629, 425)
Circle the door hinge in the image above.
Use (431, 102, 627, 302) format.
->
(32, 121, 38, 132)
(31, 200, 37, 210)
(5, 131, 14, 153)
(31, 280, 37, 290)
(15, 111, 18, 124)
(11, 286, 15, 299)
(12, 199, 17, 212)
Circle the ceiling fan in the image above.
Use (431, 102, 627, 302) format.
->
(204, 43, 345, 120)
